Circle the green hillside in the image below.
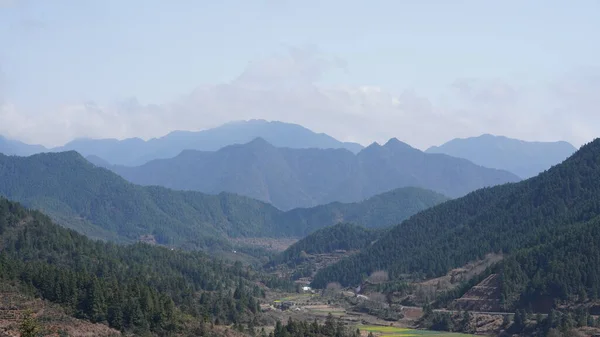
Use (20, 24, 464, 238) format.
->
(500, 216, 600, 311)
(0, 152, 446, 249)
(271, 223, 382, 266)
(311, 137, 600, 309)
(0, 197, 264, 335)
(0, 151, 284, 249)
(280, 187, 448, 235)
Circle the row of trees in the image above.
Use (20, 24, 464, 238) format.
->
(270, 315, 361, 337)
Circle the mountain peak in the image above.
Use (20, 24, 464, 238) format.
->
(363, 142, 382, 151)
(383, 138, 420, 152)
(246, 137, 273, 147)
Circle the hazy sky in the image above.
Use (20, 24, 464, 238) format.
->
(1, 0, 599, 149)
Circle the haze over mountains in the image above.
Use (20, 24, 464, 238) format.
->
(54, 119, 363, 166)
(0, 121, 575, 180)
(0, 135, 47, 156)
(103, 137, 519, 210)
(427, 134, 577, 179)
(0, 151, 447, 249)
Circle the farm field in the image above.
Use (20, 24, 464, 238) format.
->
(358, 325, 477, 337)
(273, 293, 316, 303)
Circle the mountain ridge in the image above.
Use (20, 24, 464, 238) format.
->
(106, 137, 519, 210)
(0, 135, 48, 156)
(426, 134, 577, 178)
(0, 151, 448, 248)
(52, 119, 364, 165)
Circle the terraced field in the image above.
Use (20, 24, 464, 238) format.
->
(358, 325, 476, 337)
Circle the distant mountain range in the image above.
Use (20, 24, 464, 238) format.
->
(0, 151, 446, 248)
(0, 135, 47, 156)
(427, 134, 577, 178)
(1, 122, 576, 181)
(103, 137, 519, 210)
(53, 119, 363, 166)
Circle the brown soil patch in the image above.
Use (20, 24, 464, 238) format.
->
(452, 274, 503, 312)
(420, 253, 503, 290)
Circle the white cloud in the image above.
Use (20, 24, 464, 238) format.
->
(0, 48, 598, 149)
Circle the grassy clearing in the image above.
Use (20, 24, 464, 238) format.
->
(273, 293, 316, 303)
(307, 309, 345, 317)
(358, 325, 475, 336)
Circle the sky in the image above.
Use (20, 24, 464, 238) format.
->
(0, 0, 599, 149)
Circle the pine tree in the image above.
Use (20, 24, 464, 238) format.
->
(502, 314, 511, 329)
(461, 311, 473, 333)
(513, 309, 526, 332)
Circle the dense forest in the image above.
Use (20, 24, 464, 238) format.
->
(280, 187, 448, 234)
(500, 216, 600, 311)
(0, 197, 267, 335)
(0, 151, 281, 249)
(311, 138, 600, 314)
(268, 223, 381, 267)
(0, 151, 444, 248)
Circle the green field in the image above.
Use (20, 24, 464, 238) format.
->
(306, 308, 346, 316)
(358, 325, 476, 337)
(273, 293, 316, 303)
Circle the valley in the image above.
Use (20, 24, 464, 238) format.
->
(0, 125, 596, 337)
(2, 2, 596, 335)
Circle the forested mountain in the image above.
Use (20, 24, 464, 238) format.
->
(426, 134, 577, 178)
(0, 152, 444, 248)
(270, 223, 381, 267)
(0, 197, 265, 335)
(281, 187, 448, 234)
(54, 119, 364, 166)
(500, 216, 600, 311)
(0, 135, 47, 156)
(108, 137, 517, 210)
(311, 137, 600, 311)
(0, 151, 283, 249)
